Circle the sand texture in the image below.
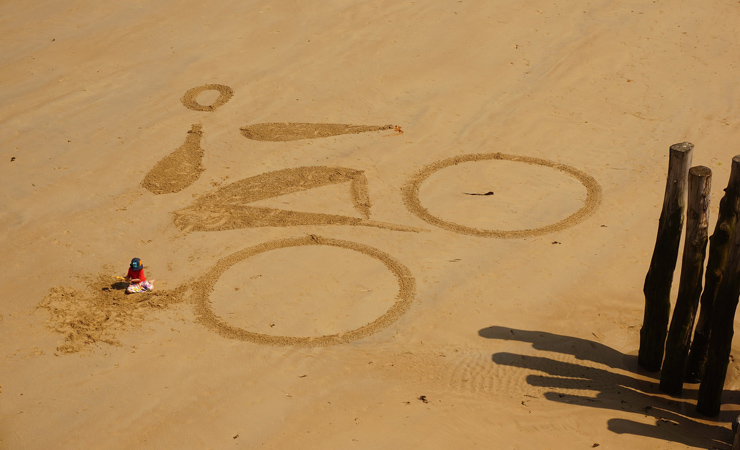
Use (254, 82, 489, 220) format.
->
(3, 1, 740, 449)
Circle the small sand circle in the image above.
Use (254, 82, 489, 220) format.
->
(401, 153, 602, 238)
(181, 84, 234, 111)
(192, 235, 416, 347)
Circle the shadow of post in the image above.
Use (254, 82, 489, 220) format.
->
(480, 326, 734, 449)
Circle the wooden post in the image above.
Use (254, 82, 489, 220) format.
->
(697, 157, 740, 416)
(659, 166, 711, 394)
(697, 192, 740, 416)
(639, 142, 694, 371)
(686, 157, 740, 382)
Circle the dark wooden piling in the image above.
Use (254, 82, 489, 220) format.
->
(697, 185, 740, 415)
(639, 142, 694, 371)
(659, 166, 711, 394)
(686, 157, 740, 382)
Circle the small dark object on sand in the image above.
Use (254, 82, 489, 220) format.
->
(418, 395, 428, 403)
(463, 191, 494, 196)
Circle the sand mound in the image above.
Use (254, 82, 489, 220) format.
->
(38, 273, 186, 353)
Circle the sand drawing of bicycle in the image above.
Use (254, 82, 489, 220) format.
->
(41, 83, 602, 351)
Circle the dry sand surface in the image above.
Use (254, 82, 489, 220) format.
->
(2, 1, 740, 448)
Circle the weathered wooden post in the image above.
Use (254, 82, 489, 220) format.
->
(659, 166, 711, 394)
(686, 157, 740, 382)
(640, 142, 694, 371)
(697, 188, 740, 415)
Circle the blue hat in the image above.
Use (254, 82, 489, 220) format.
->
(130, 258, 143, 270)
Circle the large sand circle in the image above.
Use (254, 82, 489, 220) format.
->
(402, 153, 601, 238)
(193, 236, 416, 346)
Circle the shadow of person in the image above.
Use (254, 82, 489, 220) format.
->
(105, 281, 129, 291)
(482, 327, 735, 448)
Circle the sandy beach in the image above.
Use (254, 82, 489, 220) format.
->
(2, 1, 740, 448)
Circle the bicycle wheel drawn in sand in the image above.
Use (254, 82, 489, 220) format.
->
(141, 83, 394, 195)
(173, 166, 422, 232)
(402, 153, 602, 238)
(192, 235, 415, 347)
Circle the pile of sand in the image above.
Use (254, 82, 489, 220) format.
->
(38, 273, 185, 353)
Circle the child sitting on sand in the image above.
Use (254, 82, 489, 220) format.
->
(124, 257, 154, 294)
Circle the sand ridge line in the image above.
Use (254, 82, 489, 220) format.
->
(38, 273, 188, 353)
(401, 152, 602, 238)
(141, 124, 205, 195)
(240, 123, 394, 141)
(173, 165, 422, 232)
(366, 348, 530, 400)
(181, 84, 234, 112)
(192, 235, 416, 347)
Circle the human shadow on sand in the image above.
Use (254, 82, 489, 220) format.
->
(479, 326, 737, 449)
(103, 281, 129, 291)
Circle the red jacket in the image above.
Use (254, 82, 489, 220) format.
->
(127, 268, 147, 282)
